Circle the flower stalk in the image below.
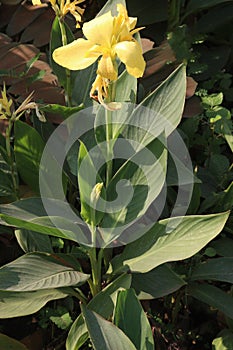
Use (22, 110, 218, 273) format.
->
(58, 18, 72, 106)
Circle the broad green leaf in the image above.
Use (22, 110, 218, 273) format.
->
(81, 304, 137, 350)
(72, 62, 97, 107)
(212, 329, 233, 349)
(132, 264, 186, 300)
(39, 103, 83, 119)
(14, 120, 45, 194)
(0, 333, 28, 350)
(115, 70, 137, 103)
(190, 257, 233, 283)
(66, 273, 131, 350)
(0, 198, 88, 244)
(195, 3, 233, 33)
(110, 212, 229, 273)
(189, 283, 233, 320)
(15, 229, 53, 253)
(124, 65, 186, 143)
(0, 252, 89, 291)
(127, 0, 167, 25)
(210, 237, 233, 257)
(0, 146, 18, 198)
(222, 120, 233, 152)
(114, 288, 154, 350)
(185, 0, 233, 16)
(0, 289, 68, 318)
(78, 141, 105, 226)
(100, 137, 167, 244)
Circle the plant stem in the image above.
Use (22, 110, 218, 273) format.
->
(5, 117, 18, 199)
(63, 287, 88, 304)
(105, 107, 113, 187)
(89, 247, 102, 296)
(105, 82, 116, 186)
(58, 18, 72, 107)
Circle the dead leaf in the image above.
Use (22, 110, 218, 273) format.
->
(6, 2, 46, 37)
(141, 38, 154, 53)
(182, 96, 203, 118)
(186, 76, 198, 99)
(0, 4, 18, 29)
(143, 40, 176, 78)
(0, 44, 39, 70)
(20, 7, 55, 47)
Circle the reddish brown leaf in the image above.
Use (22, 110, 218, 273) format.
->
(183, 96, 203, 118)
(6, 3, 46, 37)
(20, 8, 55, 47)
(143, 41, 176, 78)
(9, 80, 65, 105)
(141, 38, 154, 53)
(0, 120, 8, 136)
(0, 44, 39, 70)
(0, 4, 18, 29)
(186, 76, 198, 99)
(0, 43, 18, 60)
(0, 33, 12, 45)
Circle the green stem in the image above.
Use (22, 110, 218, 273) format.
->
(105, 82, 116, 186)
(168, 0, 181, 31)
(5, 117, 18, 199)
(105, 108, 113, 187)
(89, 247, 101, 296)
(58, 18, 72, 107)
(62, 287, 88, 304)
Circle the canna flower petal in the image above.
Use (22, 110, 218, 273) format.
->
(82, 12, 114, 48)
(114, 41, 146, 78)
(53, 39, 100, 70)
(97, 55, 118, 81)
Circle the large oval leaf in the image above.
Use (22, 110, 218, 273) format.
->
(110, 212, 229, 273)
(132, 264, 186, 299)
(189, 283, 233, 320)
(190, 257, 233, 283)
(15, 228, 53, 253)
(0, 333, 28, 350)
(14, 120, 45, 194)
(0, 198, 88, 244)
(66, 273, 131, 350)
(114, 288, 154, 350)
(123, 65, 186, 144)
(0, 289, 68, 318)
(0, 252, 89, 291)
(81, 304, 137, 350)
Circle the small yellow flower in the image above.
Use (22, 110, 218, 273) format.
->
(90, 182, 104, 204)
(32, 0, 85, 28)
(0, 84, 13, 120)
(53, 4, 146, 80)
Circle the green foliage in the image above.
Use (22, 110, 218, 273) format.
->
(14, 120, 45, 194)
(114, 288, 154, 349)
(0, 0, 232, 347)
(212, 329, 233, 349)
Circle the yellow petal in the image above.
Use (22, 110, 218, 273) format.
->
(97, 55, 118, 81)
(32, 0, 41, 4)
(53, 39, 100, 70)
(114, 41, 146, 78)
(83, 11, 114, 47)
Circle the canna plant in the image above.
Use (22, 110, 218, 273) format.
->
(0, 0, 230, 349)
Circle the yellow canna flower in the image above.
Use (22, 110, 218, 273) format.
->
(32, 0, 85, 28)
(53, 4, 146, 80)
(0, 84, 13, 120)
